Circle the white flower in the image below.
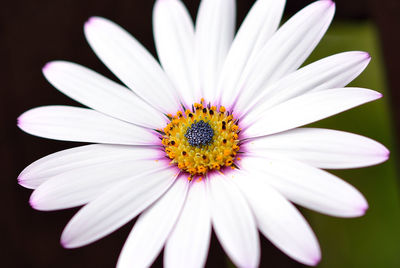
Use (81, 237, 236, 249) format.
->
(17, 0, 389, 267)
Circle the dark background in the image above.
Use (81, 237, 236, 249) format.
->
(1, 0, 399, 267)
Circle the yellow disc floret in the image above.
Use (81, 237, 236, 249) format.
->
(161, 100, 240, 179)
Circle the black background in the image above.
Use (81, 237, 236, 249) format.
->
(1, 0, 399, 267)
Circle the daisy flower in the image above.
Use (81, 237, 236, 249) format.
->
(17, 0, 389, 267)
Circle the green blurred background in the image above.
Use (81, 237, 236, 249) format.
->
(305, 22, 400, 268)
(227, 17, 400, 268)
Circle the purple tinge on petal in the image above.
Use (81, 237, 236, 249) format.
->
(17, 174, 30, 188)
(28, 187, 44, 210)
(17, 174, 24, 184)
(16, 113, 30, 131)
(17, 110, 33, 129)
(384, 148, 391, 158)
(29, 194, 38, 209)
(323, 0, 335, 6)
(359, 202, 369, 216)
(83, 17, 99, 34)
(60, 236, 68, 248)
(363, 52, 371, 59)
(373, 143, 390, 161)
(42, 62, 52, 73)
(16, 115, 22, 128)
(311, 255, 322, 266)
(85, 16, 97, 26)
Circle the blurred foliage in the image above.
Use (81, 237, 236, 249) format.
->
(226, 21, 400, 268)
(304, 21, 400, 268)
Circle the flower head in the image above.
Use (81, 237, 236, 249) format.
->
(18, 0, 389, 267)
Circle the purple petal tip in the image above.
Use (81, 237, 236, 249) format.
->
(60, 238, 67, 248)
(359, 203, 369, 216)
(85, 16, 102, 27)
(16, 115, 24, 128)
(84, 18, 94, 29)
(378, 144, 391, 159)
(371, 91, 383, 99)
(29, 196, 37, 209)
(362, 206, 368, 215)
(42, 62, 52, 73)
(86, 17, 94, 24)
(17, 175, 24, 185)
(322, 0, 335, 7)
(60, 236, 73, 249)
(311, 256, 321, 266)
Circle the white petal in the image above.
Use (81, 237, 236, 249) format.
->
(84, 17, 180, 114)
(243, 88, 382, 138)
(18, 144, 163, 189)
(61, 168, 178, 248)
(218, 0, 286, 106)
(240, 51, 371, 115)
(195, 0, 236, 101)
(117, 178, 189, 268)
(17, 106, 158, 145)
(43, 61, 165, 128)
(30, 149, 167, 211)
(153, 0, 196, 106)
(233, 171, 321, 266)
(233, 0, 335, 111)
(208, 173, 260, 268)
(241, 156, 368, 217)
(245, 128, 389, 169)
(164, 180, 211, 268)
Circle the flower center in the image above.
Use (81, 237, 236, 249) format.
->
(184, 120, 214, 147)
(161, 100, 241, 180)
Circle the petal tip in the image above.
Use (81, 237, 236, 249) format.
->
(60, 232, 73, 248)
(29, 194, 38, 209)
(60, 230, 79, 249)
(16, 114, 24, 128)
(354, 200, 369, 217)
(377, 144, 390, 160)
(17, 174, 26, 186)
(60, 237, 68, 248)
(17, 112, 30, 132)
(310, 255, 322, 266)
(29, 191, 48, 211)
(384, 148, 390, 158)
(368, 90, 383, 100)
(85, 17, 96, 25)
(42, 62, 52, 73)
(84, 16, 102, 29)
(300, 250, 321, 266)
(320, 0, 335, 8)
(359, 203, 369, 216)
(371, 145, 390, 165)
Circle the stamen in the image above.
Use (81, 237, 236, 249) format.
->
(161, 100, 241, 178)
(184, 120, 214, 147)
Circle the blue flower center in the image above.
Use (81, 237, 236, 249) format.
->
(185, 120, 214, 147)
